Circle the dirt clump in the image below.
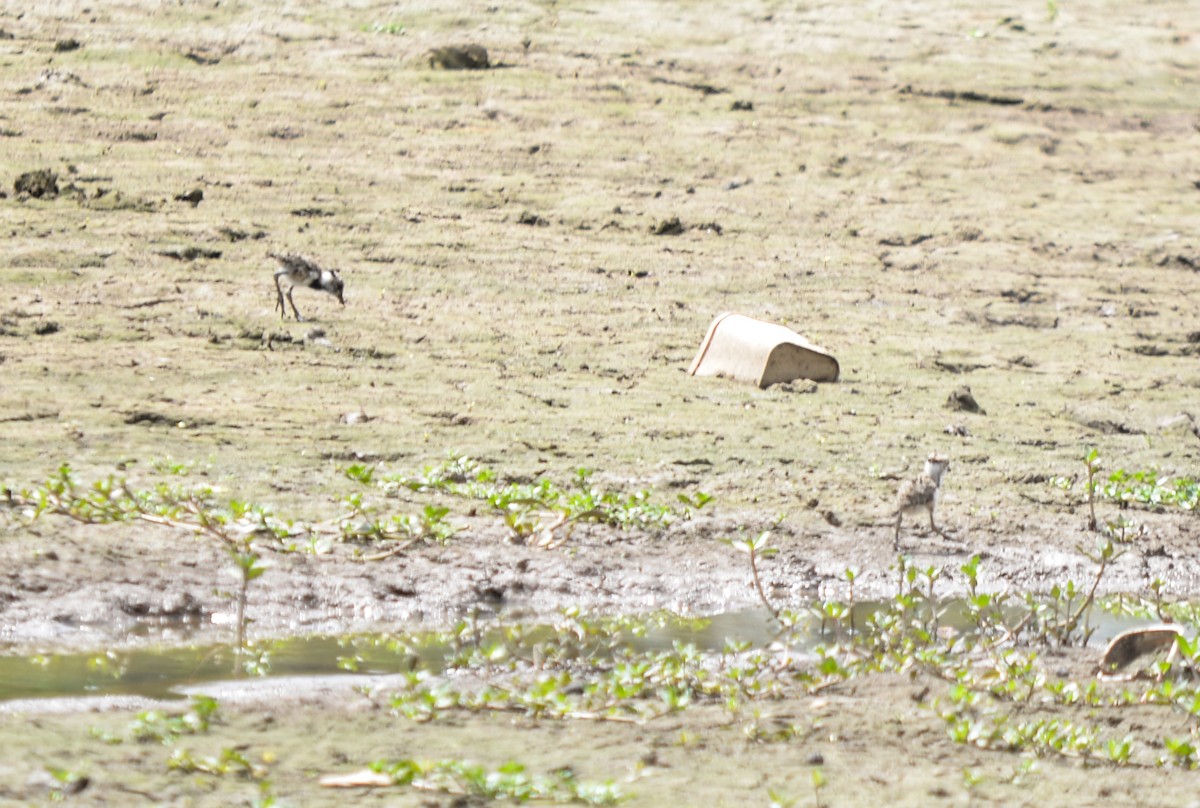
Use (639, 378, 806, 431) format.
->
(427, 44, 489, 70)
(13, 169, 58, 198)
(945, 385, 985, 414)
(650, 216, 685, 235)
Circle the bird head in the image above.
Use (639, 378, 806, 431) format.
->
(325, 270, 345, 306)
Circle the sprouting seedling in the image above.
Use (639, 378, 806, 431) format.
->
(1084, 447, 1101, 531)
(962, 767, 984, 796)
(843, 567, 858, 635)
(344, 463, 375, 485)
(232, 550, 267, 669)
(811, 767, 828, 808)
(1103, 515, 1143, 544)
(676, 491, 713, 515)
(1106, 736, 1134, 766)
(728, 531, 779, 619)
(44, 767, 88, 800)
(1161, 737, 1199, 769)
(1058, 536, 1124, 644)
(768, 788, 797, 808)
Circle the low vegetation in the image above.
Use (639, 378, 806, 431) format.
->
(6, 448, 1200, 802)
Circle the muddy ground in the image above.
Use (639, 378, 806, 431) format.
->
(1, 0, 1199, 804)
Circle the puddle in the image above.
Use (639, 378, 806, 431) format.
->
(0, 612, 778, 704)
(0, 606, 1158, 705)
(0, 637, 374, 703)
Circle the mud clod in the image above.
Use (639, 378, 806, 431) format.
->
(898, 84, 1025, 106)
(1157, 253, 1198, 271)
(14, 169, 59, 198)
(123, 411, 174, 426)
(218, 227, 266, 242)
(650, 216, 685, 235)
(427, 45, 490, 71)
(174, 188, 203, 206)
(945, 385, 985, 414)
(517, 210, 549, 226)
(156, 246, 222, 261)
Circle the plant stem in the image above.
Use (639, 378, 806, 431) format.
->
(748, 548, 780, 619)
(1063, 555, 1108, 641)
(235, 563, 248, 674)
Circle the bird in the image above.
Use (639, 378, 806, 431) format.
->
(270, 252, 345, 321)
(893, 452, 950, 550)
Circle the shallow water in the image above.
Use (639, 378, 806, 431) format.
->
(0, 605, 1151, 704)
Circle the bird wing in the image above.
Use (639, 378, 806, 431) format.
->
(270, 253, 323, 275)
(896, 475, 938, 510)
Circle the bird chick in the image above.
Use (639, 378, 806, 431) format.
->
(270, 252, 345, 321)
(893, 452, 950, 550)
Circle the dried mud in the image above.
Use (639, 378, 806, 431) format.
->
(1, 0, 1199, 804)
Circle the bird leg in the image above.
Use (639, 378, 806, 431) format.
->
(274, 273, 287, 320)
(285, 286, 304, 321)
(928, 503, 950, 538)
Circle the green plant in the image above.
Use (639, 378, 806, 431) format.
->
(1106, 736, 1134, 765)
(811, 767, 827, 808)
(340, 498, 460, 557)
(1101, 469, 1198, 512)
(1103, 515, 1144, 544)
(962, 767, 984, 800)
(768, 787, 798, 808)
(363, 20, 405, 35)
(1055, 459, 1199, 515)
(344, 463, 375, 485)
(232, 551, 267, 660)
(1161, 737, 1199, 769)
(728, 531, 779, 618)
(375, 454, 708, 547)
(168, 746, 268, 779)
(368, 759, 622, 804)
(95, 695, 219, 745)
(1084, 447, 1101, 530)
(1060, 536, 1124, 642)
(44, 766, 88, 799)
(10, 465, 289, 660)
